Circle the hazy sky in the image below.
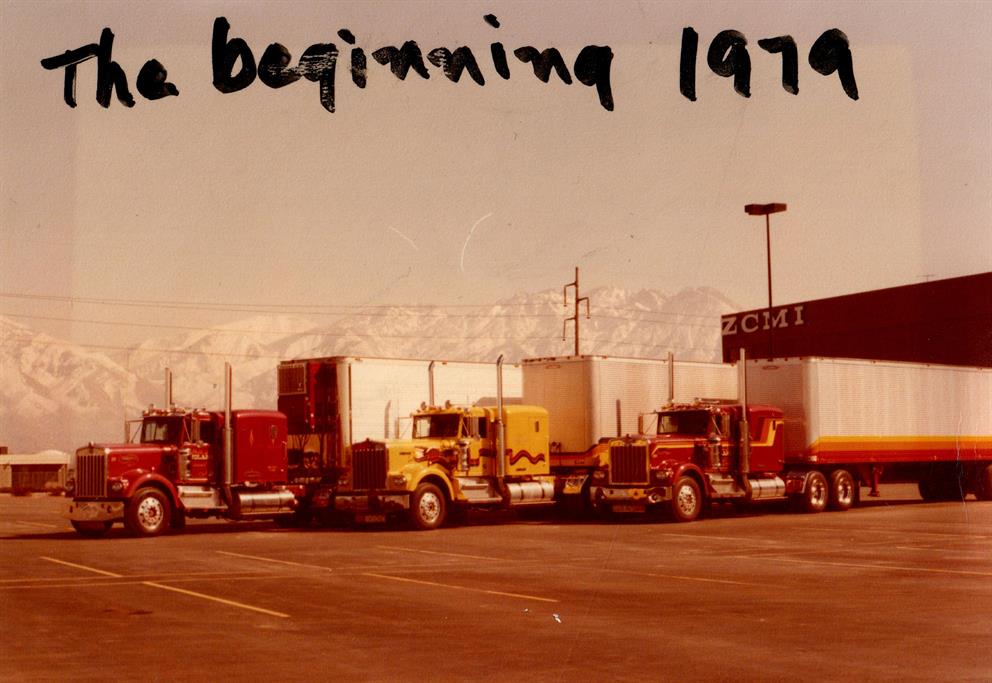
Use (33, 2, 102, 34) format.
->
(1, 1, 989, 349)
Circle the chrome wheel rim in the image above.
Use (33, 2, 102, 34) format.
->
(137, 497, 164, 530)
(419, 492, 441, 525)
(676, 485, 697, 516)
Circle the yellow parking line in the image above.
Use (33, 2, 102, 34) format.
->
(363, 572, 558, 603)
(39, 557, 122, 578)
(376, 546, 504, 562)
(216, 550, 334, 571)
(142, 582, 290, 618)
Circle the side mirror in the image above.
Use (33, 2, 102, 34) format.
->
(708, 433, 721, 445)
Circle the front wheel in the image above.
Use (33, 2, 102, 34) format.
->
(71, 520, 112, 537)
(410, 483, 446, 530)
(670, 477, 702, 522)
(125, 488, 172, 536)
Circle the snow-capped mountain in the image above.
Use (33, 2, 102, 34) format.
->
(0, 286, 737, 452)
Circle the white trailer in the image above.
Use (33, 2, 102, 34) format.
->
(522, 355, 738, 464)
(744, 357, 992, 498)
(277, 356, 521, 480)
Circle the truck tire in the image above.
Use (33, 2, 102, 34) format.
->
(920, 467, 966, 501)
(670, 476, 702, 522)
(801, 471, 828, 513)
(71, 520, 112, 537)
(125, 488, 172, 536)
(918, 475, 940, 501)
(828, 469, 855, 511)
(975, 464, 992, 502)
(410, 483, 446, 530)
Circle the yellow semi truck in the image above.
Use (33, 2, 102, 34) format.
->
(334, 357, 555, 528)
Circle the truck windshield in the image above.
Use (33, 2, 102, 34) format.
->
(140, 417, 184, 445)
(657, 410, 711, 436)
(413, 413, 461, 438)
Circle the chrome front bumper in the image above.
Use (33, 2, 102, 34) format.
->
(63, 500, 125, 522)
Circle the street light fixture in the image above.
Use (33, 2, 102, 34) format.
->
(744, 202, 787, 310)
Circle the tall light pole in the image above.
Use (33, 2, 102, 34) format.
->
(744, 203, 787, 310)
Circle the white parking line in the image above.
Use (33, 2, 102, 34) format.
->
(36, 556, 290, 616)
(598, 567, 759, 587)
(39, 557, 122, 578)
(217, 550, 334, 571)
(362, 572, 559, 603)
(142, 581, 290, 618)
(730, 555, 992, 577)
(376, 545, 504, 562)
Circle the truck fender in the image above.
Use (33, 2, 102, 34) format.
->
(672, 462, 706, 491)
(122, 471, 180, 508)
(408, 467, 455, 502)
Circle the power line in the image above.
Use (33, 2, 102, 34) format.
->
(2, 332, 720, 358)
(0, 291, 725, 322)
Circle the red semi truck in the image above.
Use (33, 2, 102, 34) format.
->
(64, 365, 299, 536)
(591, 355, 992, 520)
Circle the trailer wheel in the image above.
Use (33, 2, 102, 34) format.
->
(918, 476, 940, 501)
(975, 464, 992, 502)
(71, 521, 112, 537)
(410, 483, 446, 530)
(801, 472, 828, 513)
(670, 476, 702, 522)
(828, 470, 855, 511)
(920, 467, 966, 501)
(125, 488, 171, 536)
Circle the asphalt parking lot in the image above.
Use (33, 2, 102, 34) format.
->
(2, 486, 990, 682)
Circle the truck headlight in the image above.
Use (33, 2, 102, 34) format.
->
(389, 474, 408, 487)
(592, 469, 607, 481)
(108, 478, 128, 494)
(652, 468, 673, 483)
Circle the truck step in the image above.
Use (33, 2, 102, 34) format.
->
(706, 475, 747, 499)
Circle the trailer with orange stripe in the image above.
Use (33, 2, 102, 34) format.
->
(591, 355, 992, 521)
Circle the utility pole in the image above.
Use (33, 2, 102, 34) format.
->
(563, 267, 590, 357)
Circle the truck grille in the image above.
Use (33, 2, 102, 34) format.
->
(351, 442, 387, 490)
(609, 443, 649, 484)
(75, 452, 107, 497)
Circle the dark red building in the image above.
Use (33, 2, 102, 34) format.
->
(720, 272, 992, 368)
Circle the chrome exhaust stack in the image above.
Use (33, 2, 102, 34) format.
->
(224, 362, 234, 488)
(496, 355, 506, 480)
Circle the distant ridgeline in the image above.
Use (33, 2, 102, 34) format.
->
(39, 14, 859, 113)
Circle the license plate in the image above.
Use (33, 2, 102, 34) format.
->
(613, 503, 646, 514)
(357, 513, 386, 524)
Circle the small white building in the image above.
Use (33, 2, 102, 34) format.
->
(0, 449, 71, 492)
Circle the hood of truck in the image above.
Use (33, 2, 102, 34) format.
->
(380, 438, 462, 468)
(646, 434, 701, 464)
(77, 443, 175, 477)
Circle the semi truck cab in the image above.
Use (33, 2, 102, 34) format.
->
(591, 401, 791, 521)
(335, 403, 555, 529)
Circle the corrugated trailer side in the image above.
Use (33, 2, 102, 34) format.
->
(345, 359, 436, 445)
(523, 356, 738, 454)
(747, 357, 992, 465)
(345, 358, 523, 444)
(433, 360, 521, 409)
